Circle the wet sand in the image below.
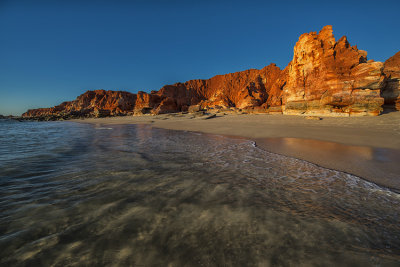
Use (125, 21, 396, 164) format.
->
(72, 112, 400, 191)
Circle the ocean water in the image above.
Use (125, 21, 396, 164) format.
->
(0, 119, 399, 266)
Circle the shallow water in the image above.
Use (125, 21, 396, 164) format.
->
(0, 120, 399, 266)
(254, 136, 400, 191)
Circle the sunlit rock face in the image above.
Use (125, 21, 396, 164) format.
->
(153, 97, 178, 114)
(134, 91, 162, 114)
(22, 90, 137, 118)
(283, 25, 385, 116)
(382, 51, 400, 110)
(22, 26, 398, 118)
(156, 63, 283, 111)
(22, 65, 285, 118)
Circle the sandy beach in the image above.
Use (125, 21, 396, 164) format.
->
(72, 112, 400, 191)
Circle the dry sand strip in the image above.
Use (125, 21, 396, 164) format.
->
(72, 112, 400, 191)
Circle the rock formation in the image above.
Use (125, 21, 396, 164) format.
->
(155, 63, 283, 111)
(382, 51, 400, 110)
(22, 65, 286, 119)
(283, 25, 385, 116)
(23, 90, 137, 118)
(22, 26, 399, 119)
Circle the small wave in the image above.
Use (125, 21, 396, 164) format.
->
(2, 123, 400, 265)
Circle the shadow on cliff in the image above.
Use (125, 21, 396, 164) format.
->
(381, 105, 398, 115)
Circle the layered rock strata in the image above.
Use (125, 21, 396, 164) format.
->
(22, 26, 399, 119)
(283, 25, 385, 116)
(382, 51, 400, 110)
(23, 90, 137, 119)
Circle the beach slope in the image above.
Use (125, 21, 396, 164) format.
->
(72, 112, 400, 191)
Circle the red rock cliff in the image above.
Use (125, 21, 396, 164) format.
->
(382, 51, 400, 110)
(22, 26, 399, 118)
(284, 25, 385, 116)
(23, 90, 137, 118)
(156, 63, 283, 110)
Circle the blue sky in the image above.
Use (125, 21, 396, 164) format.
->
(1, 0, 399, 115)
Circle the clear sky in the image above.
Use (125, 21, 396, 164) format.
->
(1, 0, 399, 115)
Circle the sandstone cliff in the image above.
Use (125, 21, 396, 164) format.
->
(22, 26, 399, 119)
(284, 25, 385, 116)
(382, 51, 400, 110)
(155, 63, 283, 111)
(23, 90, 137, 118)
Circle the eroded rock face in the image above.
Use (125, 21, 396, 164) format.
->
(283, 25, 385, 116)
(382, 51, 400, 110)
(22, 26, 398, 119)
(156, 63, 283, 111)
(153, 97, 178, 114)
(134, 91, 162, 113)
(23, 90, 137, 118)
(22, 64, 285, 118)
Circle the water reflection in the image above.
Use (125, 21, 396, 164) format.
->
(283, 137, 374, 160)
(0, 122, 399, 266)
(255, 137, 400, 190)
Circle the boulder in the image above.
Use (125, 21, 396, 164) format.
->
(188, 105, 201, 113)
(203, 114, 217, 120)
(306, 116, 322, 120)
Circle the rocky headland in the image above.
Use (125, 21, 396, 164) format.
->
(22, 26, 400, 120)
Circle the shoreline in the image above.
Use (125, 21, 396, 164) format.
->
(71, 112, 400, 191)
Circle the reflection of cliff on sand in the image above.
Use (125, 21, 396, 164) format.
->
(255, 137, 400, 191)
(281, 138, 373, 161)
